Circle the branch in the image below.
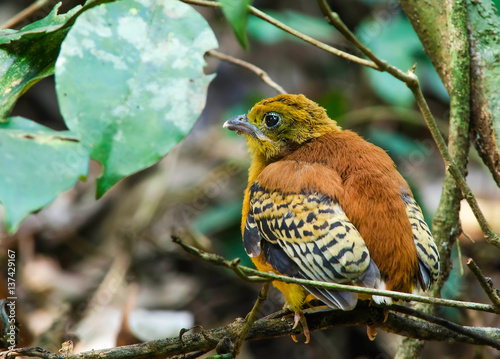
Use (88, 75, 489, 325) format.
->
(172, 236, 496, 314)
(397, 0, 451, 91)
(206, 50, 286, 94)
(232, 283, 270, 356)
(3, 305, 500, 359)
(467, 0, 500, 188)
(467, 258, 500, 313)
(181, 0, 378, 69)
(0, 347, 63, 359)
(385, 304, 500, 350)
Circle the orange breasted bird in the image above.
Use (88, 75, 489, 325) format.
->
(223, 94, 439, 342)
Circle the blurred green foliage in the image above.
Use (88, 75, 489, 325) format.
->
(357, 16, 449, 106)
(219, 0, 252, 50)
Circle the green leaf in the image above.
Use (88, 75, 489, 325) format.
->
(0, 117, 89, 233)
(247, 10, 339, 44)
(493, 0, 500, 14)
(356, 16, 448, 106)
(0, 3, 81, 44)
(219, 0, 251, 50)
(55, 0, 218, 198)
(0, 3, 81, 121)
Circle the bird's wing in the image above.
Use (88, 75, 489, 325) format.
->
(401, 190, 440, 290)
(245, 181, 379, 310)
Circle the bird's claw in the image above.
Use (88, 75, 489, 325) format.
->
(367, 325, 377, 341)
(291, 312, 310, 344)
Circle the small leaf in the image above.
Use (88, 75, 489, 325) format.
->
(0, 117, 89, 232)
(0, 3, 81, 44)
(219, 0, 251, 49)
(55, 0, 218, 197)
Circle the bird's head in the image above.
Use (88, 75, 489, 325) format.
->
(223, 94, 340, 161)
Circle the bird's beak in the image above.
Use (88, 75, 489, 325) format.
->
(223, 114, 270, 142)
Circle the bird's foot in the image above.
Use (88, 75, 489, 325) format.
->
(366, 308, 389, 340)
(291, 311, 310, 344)
(367, 325, 377, 341)
(383, 309, 389, 322)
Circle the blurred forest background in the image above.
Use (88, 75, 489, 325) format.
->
(1, 0, 500, 358)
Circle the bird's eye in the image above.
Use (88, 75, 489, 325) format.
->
(264, 112, 281, 129)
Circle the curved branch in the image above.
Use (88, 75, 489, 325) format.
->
(386, 304, 500, 349)
(233, 283, 270, 356)
(206, 50, 286, 94)
(467, 258, 500, 312)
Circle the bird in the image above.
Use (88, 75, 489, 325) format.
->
(223, 94, 439, 343)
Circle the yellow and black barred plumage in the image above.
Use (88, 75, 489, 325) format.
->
(244, 182, 380, 310)
(402, 189, 440, 289)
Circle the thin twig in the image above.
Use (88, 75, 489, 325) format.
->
(385, 304, 500, 350)
(232, 282, 270, 356)
(172, 236, 496, 314)
(206, 50, 286, 94)
(408, 83, 500, 247)
(461, 227, 476, 243)
(1, 0, 52, 29)
(317, 0, 406, 81)
(181, 0, 378, 69)
(467, 258, 500, 313)
(456, 238, 465, 276)
(316, 0, 500, 249)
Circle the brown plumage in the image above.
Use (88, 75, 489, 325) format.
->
(224, 94, 439, 342)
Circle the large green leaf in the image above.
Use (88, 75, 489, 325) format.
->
(55, 0, 218, 197)
(219, 0, 251, 49)
(0, 117, 89, 233)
